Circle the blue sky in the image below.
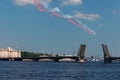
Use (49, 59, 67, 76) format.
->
(0, 0, 120, 57)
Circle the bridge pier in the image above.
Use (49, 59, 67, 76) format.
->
(75, 58, 79, 62)
(104, 58, 112, 63)
(14, 58, 23, 61)
(53, 58, 59, 62)
(33, 58, 39, 61)
(79, 59, 85, 63)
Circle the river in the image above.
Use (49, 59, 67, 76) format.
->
(0, 61, 120, 80)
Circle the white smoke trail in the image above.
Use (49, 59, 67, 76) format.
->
(76, 20, 96, 35)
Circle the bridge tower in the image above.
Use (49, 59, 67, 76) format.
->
(77, 44, 86, 62)
(102, 44, 112, 63)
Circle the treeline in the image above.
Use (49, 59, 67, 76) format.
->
(21, 51, 49, 58)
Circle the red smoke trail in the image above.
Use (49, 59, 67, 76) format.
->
(51, 11, 62, 17)
(32, 0, 47, 12)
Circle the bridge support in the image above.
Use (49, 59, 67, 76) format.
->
(33, 58, 39, 61)
(104, 58, 112, 63)
(14, 58, 23, 61)
(75, 57, 79, 62)
(79, 58, 85, 63)
(77, 44, 86, 63)
(53, 58, 59, 62)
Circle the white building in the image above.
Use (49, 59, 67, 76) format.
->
(0, 47, 21, 58)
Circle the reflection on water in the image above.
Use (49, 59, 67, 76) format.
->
(0, 61, 120, 80)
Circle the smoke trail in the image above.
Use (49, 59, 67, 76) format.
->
(51, 11, 61, 17)
(32, 0, 47, 12)
(30, 0, 96, 35)
(50, 7, 62, 17)
(76, 19, 96, 35)
(66, 18, 96, 35)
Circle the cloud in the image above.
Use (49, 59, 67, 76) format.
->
(52, 7, 60, 12)
(98, 23, 104, 27)
(14, 0, 51, 6)
(112, 9, 120, 15)
(39, 0, 51, 3)
(74, 12, 101, 21)
(61, 0, 82, 6)
(13, 0, 34, 6)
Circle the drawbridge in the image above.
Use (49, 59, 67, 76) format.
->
(77, 44, 86, 62)
(102, 44, 120, 63)
(0, 44, 87, 63)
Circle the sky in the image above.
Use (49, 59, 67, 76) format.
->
(0, 0, 120, 57)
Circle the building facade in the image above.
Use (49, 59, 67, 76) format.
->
(0, 47, 21, 58)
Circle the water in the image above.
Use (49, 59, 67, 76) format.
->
(0, 61, 120, 80)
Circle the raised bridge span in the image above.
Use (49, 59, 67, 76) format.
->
(102, 44, 120, 63)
